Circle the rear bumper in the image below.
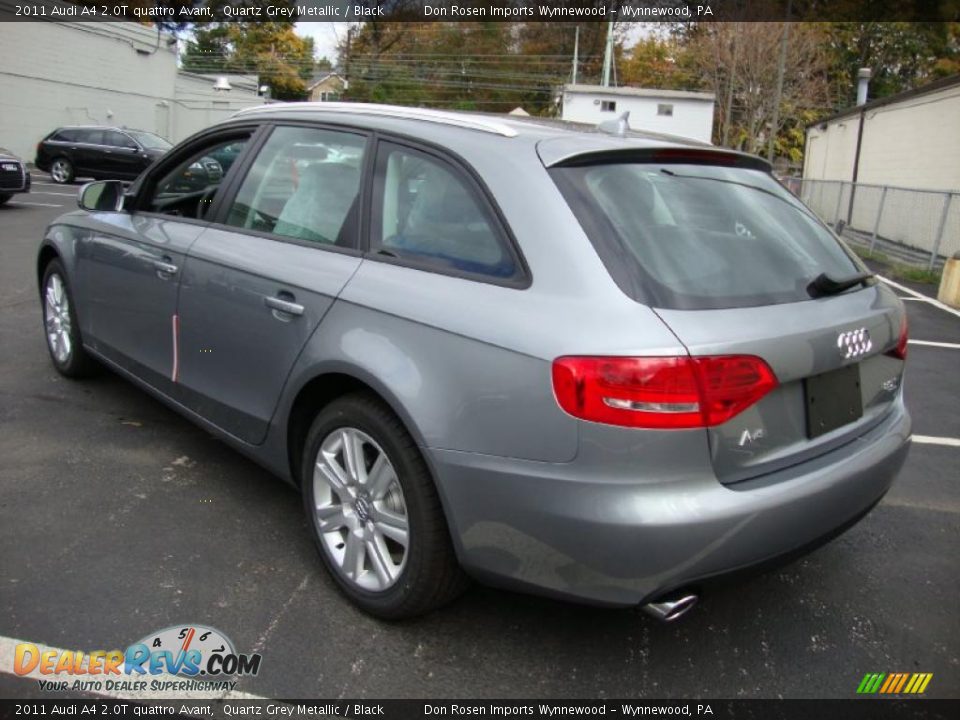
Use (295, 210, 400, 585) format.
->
(429, 400, 911, 607)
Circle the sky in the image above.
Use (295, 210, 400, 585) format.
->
(296, 22, 357, 64)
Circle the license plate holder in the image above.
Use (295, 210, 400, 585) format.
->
(805, 364, 863, 439)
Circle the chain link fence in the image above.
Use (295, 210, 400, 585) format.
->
(782, 178, 959, 272)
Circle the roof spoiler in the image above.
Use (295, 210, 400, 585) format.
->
(552, 147, 772, 172)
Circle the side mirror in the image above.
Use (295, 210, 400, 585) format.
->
(78, 180, 126, 212)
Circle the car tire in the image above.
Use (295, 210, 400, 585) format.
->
(0, 193, 11, 206)
(41, 259, 98, 378)
(50, 157, 74, 184)
(301, 392, 468, 619)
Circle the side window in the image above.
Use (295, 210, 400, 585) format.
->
(82, 129, 105, 145)
(143, 135, 251, 220)
(54, 130, 76, 142)
(372, 143, 516, 279)
(104, 131, 137, 149)
(224, 126, 366, 246)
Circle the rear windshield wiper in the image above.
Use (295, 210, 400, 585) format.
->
(807, 271, 874, 298)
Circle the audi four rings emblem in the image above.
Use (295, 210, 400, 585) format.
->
(837, 328, 872, 359)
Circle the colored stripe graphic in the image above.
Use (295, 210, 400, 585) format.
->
(893, 674, 909, 693)
(858, 672, 932, 694)
(857, 673, 885, 693)
(879, 674, 896, 693)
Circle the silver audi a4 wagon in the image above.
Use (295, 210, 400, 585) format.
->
(37, 103, 911, 620)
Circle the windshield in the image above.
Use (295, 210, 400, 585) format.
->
(551, 162, 863, 310)
(126, 131, 172, 151)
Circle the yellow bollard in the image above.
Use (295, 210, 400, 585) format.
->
(937, 253, 960, 309)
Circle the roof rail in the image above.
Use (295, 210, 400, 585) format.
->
(234, 102, 518, 138)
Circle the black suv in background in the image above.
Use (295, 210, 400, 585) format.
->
(35, 126, 173, 184)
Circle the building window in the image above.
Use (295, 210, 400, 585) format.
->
(600, 100, 617, 112)
(657, 103, 674, 116)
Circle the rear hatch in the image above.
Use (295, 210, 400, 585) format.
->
(544, 142, 908, 484)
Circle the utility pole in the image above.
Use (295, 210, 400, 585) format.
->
(767, 0, 792, 164)
(601, 21, 614, 87)
(571, 26, 579, 85)
(344, 26, 353, 96)
(722, 26, 738, 147)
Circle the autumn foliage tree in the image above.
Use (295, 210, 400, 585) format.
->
(181, 7, 315, 100)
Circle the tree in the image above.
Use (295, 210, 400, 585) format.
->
(619, 35, 701, 91)
(683, 22, 832, 160)
(822, 22, 960, 108)
(180, 3, 315, 100)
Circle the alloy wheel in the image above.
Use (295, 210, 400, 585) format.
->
(44, 273, 72, 364)
(51, 160, 70, 183)
(312, 427, 409, 592)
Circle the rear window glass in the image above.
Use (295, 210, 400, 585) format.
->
(551, 162, 862, 310)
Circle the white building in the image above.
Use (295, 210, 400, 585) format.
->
(801, 74, 960, 262)
(0, 13, 266, 160)
(560, 84, 716, 143)
(803, 74, 960, 192)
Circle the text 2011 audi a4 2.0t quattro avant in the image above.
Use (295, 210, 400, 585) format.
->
(36, 104, 910, 621)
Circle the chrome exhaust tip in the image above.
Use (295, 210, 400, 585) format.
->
(642, 593, 699, 622)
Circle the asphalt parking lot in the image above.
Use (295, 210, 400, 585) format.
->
(1, 181, 958, 701)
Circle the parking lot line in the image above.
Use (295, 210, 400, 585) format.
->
(29, 191, 77, 197)
(911, 435, 960, 448)
(879, 275, 960, 319)
(909, 340, 960, 349)
(8, 200, 63, 208)
(0, 634, 269, 701)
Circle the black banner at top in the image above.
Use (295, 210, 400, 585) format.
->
(0, 699, 957, 720)
(1, 0, 958, 23)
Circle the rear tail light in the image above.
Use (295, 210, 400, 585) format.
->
(552, 355, 778, 429)
(887, 313, 909, 360)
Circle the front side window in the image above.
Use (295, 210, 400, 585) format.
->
(371, 143, 516, 279)
(601, 100, 617, 112)
(224, 126, 366, 246)
(144, 135, 250, 219)
(552, 161, 862, 309)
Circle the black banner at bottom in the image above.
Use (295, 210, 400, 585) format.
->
(1, 699, 957, 720)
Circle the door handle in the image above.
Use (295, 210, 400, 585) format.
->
(264, 294, 304, 317)
(152, 259, 179, 276)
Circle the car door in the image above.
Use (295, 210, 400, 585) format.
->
(79, 127, 259, 396)
(75, 129, 109, 176)
(174, 124, 369, 445)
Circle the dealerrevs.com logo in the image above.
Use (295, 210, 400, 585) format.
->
(14, 625, 262, 693)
